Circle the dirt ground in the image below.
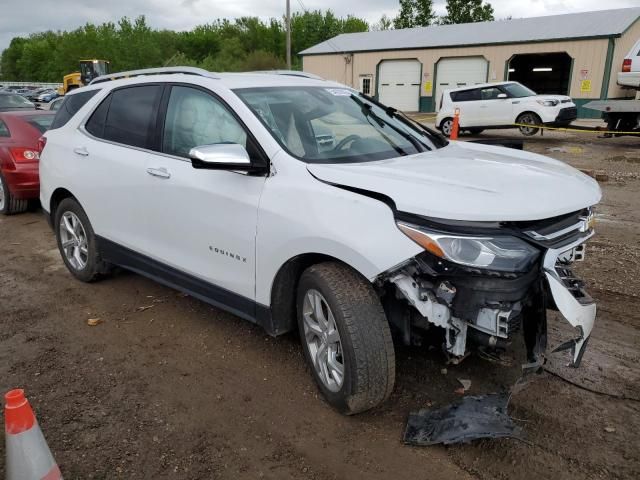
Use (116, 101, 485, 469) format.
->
(1, 125, 639, 479)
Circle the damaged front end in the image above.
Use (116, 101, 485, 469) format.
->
(378, 208, 597, 369)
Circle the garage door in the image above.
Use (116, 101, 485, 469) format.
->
(378, 60, 421, 112)
(435, 57, 488, 111)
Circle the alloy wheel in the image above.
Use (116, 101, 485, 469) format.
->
(59, 211, 89, 270)
(302, 289, 344, 392)
(0, 178, 5, 211)
(441, 119, 453, 137)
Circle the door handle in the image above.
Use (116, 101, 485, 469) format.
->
(146, 167, 171, 179)
(73, 147, 89, 156)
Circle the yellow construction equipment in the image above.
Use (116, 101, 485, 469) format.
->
(58, 59, 110, 95)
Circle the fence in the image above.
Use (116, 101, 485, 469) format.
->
(0, 81, 62, 89)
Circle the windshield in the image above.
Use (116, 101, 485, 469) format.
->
(235, 86, 442, 163)
(0, 94, 34, 108)
(503, 82, 537, 98)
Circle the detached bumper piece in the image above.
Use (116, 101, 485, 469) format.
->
(404, 394, 523, 446)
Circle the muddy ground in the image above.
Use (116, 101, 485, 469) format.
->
(1, 125, 639, 479)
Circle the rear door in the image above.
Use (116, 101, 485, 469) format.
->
(450, 88, 481, 126)
(78, 84, 163, 252)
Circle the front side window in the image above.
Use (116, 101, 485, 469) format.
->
(480, 87, 503, 100)
(162, 86, 247, 158)
(236, 87, 441, 164)
(88, 85, 162, 149)
(502, 82, 536, 98)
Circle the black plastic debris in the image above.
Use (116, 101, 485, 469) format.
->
(403, 394, 523, 446)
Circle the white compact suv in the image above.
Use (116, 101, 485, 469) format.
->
(617, 37, 640, 88)
(436, 81, 577, 136)
(40, 67, 600, 414)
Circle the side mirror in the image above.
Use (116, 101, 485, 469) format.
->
(189, 143, 253, 170)
(497, 93, 508, 99)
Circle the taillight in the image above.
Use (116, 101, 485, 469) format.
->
(9, 147, 40, 162)
(37, 136, 47, 155)
(622, 59, 632, 73)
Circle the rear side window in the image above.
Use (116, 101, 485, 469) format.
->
(451, 89, 480, 102)
(0, 119, 9, 137)
(87, 85, 162, 149)
(50, 90, 100, 129)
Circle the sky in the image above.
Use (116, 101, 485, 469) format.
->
(1, 0, 638, 53)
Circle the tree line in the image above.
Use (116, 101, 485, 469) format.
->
(1, 1, 495, 82)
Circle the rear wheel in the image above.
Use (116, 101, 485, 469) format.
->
(440, 118, 454, 137)
(0, 173, 28, 215)
(297, 262, 395, 415)
(517, 112, 542, 136)
(54, 198, 111, 282)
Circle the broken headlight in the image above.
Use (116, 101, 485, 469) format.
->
(397, 222, 540, 272)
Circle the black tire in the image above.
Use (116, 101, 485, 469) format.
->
(517, 112, 542, 136)
(0, 172, 28, 215)
(439, 117, 454, 137)
(297, 262, 395, 415)
(467, 128, 484, 135)
(54, 198, 111, 282)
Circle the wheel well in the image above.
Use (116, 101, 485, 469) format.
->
(269, 253, 350, 335)
(49, 188, 76, 218)
(516, 111, 541, 122)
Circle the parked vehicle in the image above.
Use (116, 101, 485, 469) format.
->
(36, 90, 59, 103)
(436, 81, 578, 136)
(48, 97, 64, 111)
(0, 111, 55, 214)
(0, 93, 37, 112)
(27, 88, 50, 102)
(617, 37, 640, 88)
(40, 68, 601, 414)
(14, 89, 33, 97)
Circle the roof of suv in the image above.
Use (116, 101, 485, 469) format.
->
(82, 67, 344, 93)
(445, 81, 517, 93)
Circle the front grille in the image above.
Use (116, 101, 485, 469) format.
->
(516, 208, 592, 248)
(557, 106, 578, 122)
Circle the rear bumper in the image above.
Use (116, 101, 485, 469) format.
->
(2, 166, 39, 199)
(617, 71, 640, 89)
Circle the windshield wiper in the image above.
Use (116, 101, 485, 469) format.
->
(360, 93, 446, 148)
(351, 94, 427, 154)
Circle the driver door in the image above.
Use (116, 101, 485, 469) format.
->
(141, 85, 267, 302)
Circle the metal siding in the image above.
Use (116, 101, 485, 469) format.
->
(608, 18, 640, 98)
(304, 39, 609, 100)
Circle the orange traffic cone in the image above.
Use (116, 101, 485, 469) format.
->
(450, 107, 460, 140)
(4, 389, 63, 480)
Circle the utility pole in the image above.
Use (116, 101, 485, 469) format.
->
(286, 0, 291, 69)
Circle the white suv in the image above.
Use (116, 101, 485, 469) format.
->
(40, 67, 600, 414)
(436, 81, 577, 136)
(617, 37, 640, 88)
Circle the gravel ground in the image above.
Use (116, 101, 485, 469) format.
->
(1, 126, 639, 479)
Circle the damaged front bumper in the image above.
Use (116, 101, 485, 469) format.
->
(543, 233, 596, 366)
(380, 227, 596, 368)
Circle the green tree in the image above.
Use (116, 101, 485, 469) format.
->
(394, 0, 436, 29)
(372, 14, 393, 31)
(440, 0, 494, 24)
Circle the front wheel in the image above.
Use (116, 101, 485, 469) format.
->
(517, 112, 542, 136)
(297, 262, 395, 415)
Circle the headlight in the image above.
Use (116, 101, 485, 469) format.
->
(397, 222, 540, 272)
(536, 99, 559, 107)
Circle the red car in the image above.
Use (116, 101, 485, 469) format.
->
(0, 111, 55, 215)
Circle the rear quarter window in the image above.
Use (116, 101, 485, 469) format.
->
(50, 90, 100, 129)
(0, 119, 9, 137)
(25, 115, 55, 134)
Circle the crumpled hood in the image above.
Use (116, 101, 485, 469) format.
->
(307, 141, 601, 222)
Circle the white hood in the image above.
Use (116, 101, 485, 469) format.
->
(307, 141, 601, 222)
(535, 94, 573, 103)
